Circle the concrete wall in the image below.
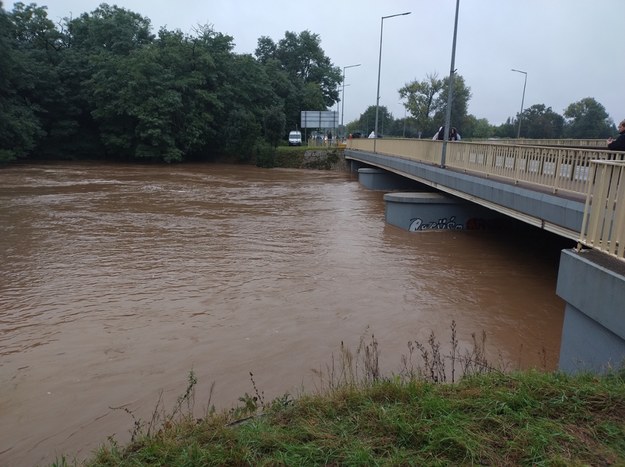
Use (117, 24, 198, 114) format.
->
(557, 249, 625, 373)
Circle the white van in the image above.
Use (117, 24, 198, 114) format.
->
(288, 131, 302, 146)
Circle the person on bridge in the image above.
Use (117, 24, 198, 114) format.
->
(607, 119, 625, 151)
(450, 127, 461, 141)
(433, 125, 445, 140)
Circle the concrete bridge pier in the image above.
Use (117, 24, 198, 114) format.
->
(357, 167, 427, 191)
(349, 160, 367, 175)
(384, 192, 501, 232)
(356, 167, 503, 232)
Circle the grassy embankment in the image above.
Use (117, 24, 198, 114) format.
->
(54, 329, 625, 466)
(257, 145, 342, 170)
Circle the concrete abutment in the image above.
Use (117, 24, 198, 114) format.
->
(556, 249, 625, 373)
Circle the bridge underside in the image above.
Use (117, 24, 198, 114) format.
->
(345, 150, 584, 241)
(345, 149, 625, 373)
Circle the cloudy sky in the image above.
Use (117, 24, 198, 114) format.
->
(9, 0, 625, 128)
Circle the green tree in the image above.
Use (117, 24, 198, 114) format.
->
(519, 104, 564, 139)
(399, 73, 471, 138)
(461, 115, 492, 139)
(274, 31, 341, 108)
(67, 3, 154, 55)
(261, 57, 298, 133)
(10, 1, 63, 51)
(219, 53, 277, 157)
(493, 118, 516, 138)
(387, 115, 411, 137)
(563, 97, 613, 138)
(0, 2, 68, 161)
(223, 109, 261, 161)
(399, 73, 443, 136)
(263, 106, 285, 148)
(86, 25, 235, 162)
(348, 105, 394, 137)
(432, 74, 471, 135)
(0, 4, 34, 161)
(1, 2, 341, 163)
(255, 31, 341, 131)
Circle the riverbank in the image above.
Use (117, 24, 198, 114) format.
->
(58, 369, 625, 466)
(258, 146, 346, 171)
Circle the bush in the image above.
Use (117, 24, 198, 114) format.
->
(254, 139, 275, 168)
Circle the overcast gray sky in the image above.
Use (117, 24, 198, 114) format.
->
(10, 0, 625, 128)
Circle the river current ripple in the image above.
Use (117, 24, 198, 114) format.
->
(0, 162, 567, 465)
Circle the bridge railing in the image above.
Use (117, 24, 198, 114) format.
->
(578, 160, 625, 260)
(477, 138, 607, 147)
(444, 141, 625, 197)
(347, 138, 624, 198)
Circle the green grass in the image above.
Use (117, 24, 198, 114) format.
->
(271, 145, 341, 169)
(62, 371, 625, 466)
(53, 329, 625, 466)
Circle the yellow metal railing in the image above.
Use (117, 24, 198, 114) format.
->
(578, 160, 625, 259)
(479, 138, 607, 147)
(347, 138, 623, 198)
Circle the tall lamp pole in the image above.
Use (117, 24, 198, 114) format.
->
(511, 68, 527, 138)
(341, 64, 361, 138)
(440, 0, 460, 168)
(402, 103, 407, 137)
(374, 11, 411, 151)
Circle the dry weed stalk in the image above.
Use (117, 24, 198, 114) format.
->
(316, 321, 503, 390)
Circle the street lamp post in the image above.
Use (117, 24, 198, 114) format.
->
(341, 64, 361, 138)
(440, 0, 460, 168)
(511, 68, 527, 138)
(403, 106, 407, 138)
(374, 11, 411, 151)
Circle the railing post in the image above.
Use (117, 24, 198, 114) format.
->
(552, 149, 563, 194)
(513, 145, 522, 185)
(577, 160, 596, 251)
(588, 162, 610, 249)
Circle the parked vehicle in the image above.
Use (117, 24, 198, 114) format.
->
(288, 131, 302, 146)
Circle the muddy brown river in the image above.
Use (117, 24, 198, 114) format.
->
(0, 162, 569, 465)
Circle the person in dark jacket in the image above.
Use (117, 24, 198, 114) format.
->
(607, 119, 625, 151)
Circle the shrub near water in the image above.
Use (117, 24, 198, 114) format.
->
(256, 146, 341, 169)
(55, 327, 625, 466)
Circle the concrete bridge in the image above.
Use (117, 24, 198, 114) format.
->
(344, 138, 625, 374)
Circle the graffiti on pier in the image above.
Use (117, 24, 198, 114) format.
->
(408, 216, 494, 232)
(409, 216, 462, 231)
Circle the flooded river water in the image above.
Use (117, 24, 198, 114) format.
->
(0, 162, 570, 465)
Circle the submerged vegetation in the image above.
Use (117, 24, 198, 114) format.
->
(53, 327, 625, 466)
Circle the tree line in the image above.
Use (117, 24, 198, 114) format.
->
(0, 2, 341, 163)
(1, 2, 618, 165)
(347, 73, 617, 140)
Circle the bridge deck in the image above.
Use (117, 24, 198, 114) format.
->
(345, 138, 625, 260)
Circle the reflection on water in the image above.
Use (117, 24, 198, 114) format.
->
(0, 162, 569, 466)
